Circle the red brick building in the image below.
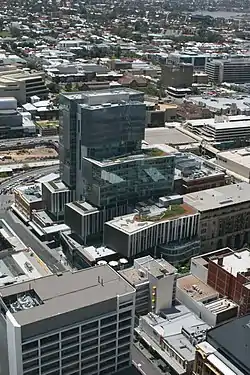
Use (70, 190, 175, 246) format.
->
(191, 247, 250, 316)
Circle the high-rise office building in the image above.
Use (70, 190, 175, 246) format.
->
(59, 88, 145, 198)
(0, 265, 135, 375)
(60, 89, 176, 245)
(205, 58, 250, 84)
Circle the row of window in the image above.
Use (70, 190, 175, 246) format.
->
(23, 350, 130, 375)
(23, 310, 133, 353)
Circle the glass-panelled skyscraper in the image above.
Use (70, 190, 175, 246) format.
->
(60, 88, 176, 242)
(60, 88, 175, 203)
(59, 88, 145, 199)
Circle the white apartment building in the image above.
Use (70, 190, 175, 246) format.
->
(0, 265, 135, 375)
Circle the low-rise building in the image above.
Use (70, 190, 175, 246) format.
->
(135, 305, 210, 375)
(204, 315, 250, 374)
(119, 255, 177, 315)
(145, 102, 177, 127)
(174, 152, 229, 194)
(185, 115, 250, 146)
(216, 147, 250, 181)
(14, 184, 44, 221)
(0, 69, 48, 103)
(184, 182, 250, 252)
(104, 196, 200, 262)
(177, 274, 238, 326)
(191, 247, 250, 316)
(193, 341, 245, 375)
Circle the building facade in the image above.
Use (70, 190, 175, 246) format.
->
(42, 180, 74, 220)
(104, 197, 200, 260)
(193, 341, 245, 375)
(206, 58, 250, 84)
(161, 63, 193, 89)
(59, 88, 145, 196)
(0, 265, 135, 375)
(119, 255, 177, 315)
(184, 182, 250, 252)
(82, 153, 175, 208)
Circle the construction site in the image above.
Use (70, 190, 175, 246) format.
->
(0, 146, 58, 164)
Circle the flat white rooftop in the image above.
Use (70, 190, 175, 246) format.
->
(213, 249, 250, 277)
(217, 148, 250, 169)
(184, 182, 250, 212)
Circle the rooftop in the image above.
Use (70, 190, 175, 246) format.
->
(190, 95, 250, 113)
(15, 183, 42, 203)
(119, 256, 176, 286)
(0, 265, 134, 326)
(212, 248, 250, 277)
(106, 202, 197, 234)
(142, 304, 210, 340)
(145, 127, 196, 146)
(66, 201, 99, 216)
(217, 148, 250, 169)
(78, 245, 116, 262)
(177, 274, 219, 302)
(204, 298, 238, 315)
(207, 315, 250, 373)
(175, 152, 225, 181)
(43, 179, 70, 193)
(83, 149, 171, 168)
(184, 182, 250, 212)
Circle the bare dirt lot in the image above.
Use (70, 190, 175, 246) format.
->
(0, 147, 58, 164)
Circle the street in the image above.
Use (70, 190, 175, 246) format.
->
(0, 210, 65, 273)
(132, 345, 162, 375)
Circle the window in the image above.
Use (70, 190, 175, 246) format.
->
(61, 327, 79, 340)
(23, 359, 39, 371)
(117, 362, 129, 371)
(119, 319, 131, 329)
(81, 355, 98, 368)
(118, 337, 130, 346)
(41, 352, 59, 365)
(23, 350, 38, 362)
(119, 310, 132, 320)
(100, 349, 116, 361)
(119, 301, 133, 309)
(81, 321, 98, 333)
(100, 324, 116, 335)
(62, 363, 79, 374)
(118, 352, 130, 363)
(41, 343, 59, 356)
(41, 361, 59, 374)
(22, 341, 38, 353)
(100, 366, 115, 375)
(41, 334, 59, 347)
(24, 369, 39, 375)
(101, 315, 116, 326)
(81, 364, 98, 374)
(81, 347, 98, 359)
(81, 339, 98, 352)
(62, 346, 79, 358)
(101, 341, 116, 352)
(118, 344, 130, 354)
(119, 328, 131, 337)
(62, 354, 79, 366)
(100, 358, 115, 369)
(61, 336, 79, 348)
(81, 329, 98, 342)
(100, 332, 116, 344)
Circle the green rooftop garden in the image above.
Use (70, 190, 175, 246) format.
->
(137, 205, 186, 222)
(145, 148, 167, 157)
(36, 120, 59, 128)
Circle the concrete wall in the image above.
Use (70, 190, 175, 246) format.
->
(6, 311, 22, 375)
